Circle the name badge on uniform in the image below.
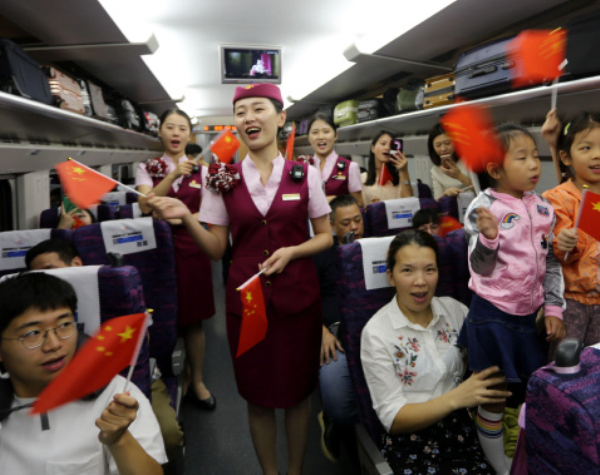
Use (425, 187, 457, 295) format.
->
(333, 173, 346, 181)
(189, 180, 202, 189)
(282, 193, 301, 201)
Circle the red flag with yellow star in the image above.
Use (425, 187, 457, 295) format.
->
(30, 313, 148, 415)
(439, 215, 463, 237)
(237, 274, 268, 357)
(55, 159, 116, 209)
(507, 29, 566, 88)
(577, 189, 600, 242)
(210, 129, 240, 164)
(440, 103, 504, 173)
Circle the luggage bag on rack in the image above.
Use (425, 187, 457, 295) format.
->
(333, 99, 359, 127)
(44, 67, 86, 115)
(0, 39, 53, 105)
(423, 73, 455, 109)
(396, 79, 424, 113)
(357, 99, 383, 123)
(86, 80, 112, 121)
(454, 37, 516, 99)
(564, 11, 600, 79)
(140, 110, 159, 136)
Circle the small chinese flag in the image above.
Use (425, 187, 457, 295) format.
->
(210, 129, 240, 164)
(285, 122, 296, 161)
(31, 313, 148, 415)
(441, 103, 504, 173)
(378, 163, 394, 186)
(237, 274, 268, 357)
(72, 214, 86, 230)
(577, 189, 600, 242)
(439, 215, 463, 237)
(55, 159, 116, 209)
(507, 29, 567, 88)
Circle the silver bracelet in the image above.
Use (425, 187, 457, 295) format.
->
(401, 180, 411, 185)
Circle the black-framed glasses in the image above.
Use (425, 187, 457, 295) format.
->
(1, 320, 77, 349)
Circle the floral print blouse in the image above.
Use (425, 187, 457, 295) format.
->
(361, 296, 467, 432)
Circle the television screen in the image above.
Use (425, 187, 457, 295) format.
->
(220, 46, 282, 85)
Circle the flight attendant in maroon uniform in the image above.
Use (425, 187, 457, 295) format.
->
(306, 112, 364, 206)
(147, 84, 333, 475)
(136, 109, 216, 410)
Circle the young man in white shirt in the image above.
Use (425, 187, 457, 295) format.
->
(0, 272, 166, 475)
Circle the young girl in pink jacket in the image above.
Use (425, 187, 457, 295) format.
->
(457, 123, 566, 474)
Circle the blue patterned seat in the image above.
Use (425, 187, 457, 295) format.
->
(444, 228, 472, 306)
(72, 219, 179, 406)
(365, 198, 437, 237)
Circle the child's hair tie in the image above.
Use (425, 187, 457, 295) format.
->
(564, 122, 571, 136)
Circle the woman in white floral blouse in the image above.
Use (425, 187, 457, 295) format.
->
(361, 230, 510, 474)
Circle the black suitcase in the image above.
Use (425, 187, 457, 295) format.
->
(357, 99, 383, 123)
(0, 39, 53, 105)
(454, 37, 516, 99)
(114, 98, 141, 131)
(564, 11, 600, 79)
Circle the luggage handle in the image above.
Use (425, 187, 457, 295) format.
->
(469, 65, 497, 78)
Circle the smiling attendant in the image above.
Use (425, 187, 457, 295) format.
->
(458, 123, 566, 475)
(146, 83, 333, 475)
(543, 111, 600, 348)
(361, 130, 413, 205)
(307, 113, 364, 206)
(361, 231, 505, 474)
(428, 123, 472, 200)
(0, 273, 165, 474)
(135, 109, 216, 411)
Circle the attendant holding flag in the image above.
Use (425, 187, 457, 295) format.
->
(305, 113, 364, 206)
(543, 111, 600, 347)
(147, 83, 332, 475)
(135, 109, 216, 410)
(361, 130, 413, 205)
(455, 122, 565, 475)
(0, 273, 165, 474)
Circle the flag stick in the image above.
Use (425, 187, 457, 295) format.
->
(564, 186, 587, 261)
(237, 267, 269, 291)
(67, 158, 147, 198)
(469, 171, 481, 195)
(550, 78, 559, 111)
(121, 312, 150, 394)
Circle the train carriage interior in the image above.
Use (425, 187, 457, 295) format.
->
(1, 0, 600, 474)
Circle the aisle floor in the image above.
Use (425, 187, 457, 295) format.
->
(180, 261, 361, 475)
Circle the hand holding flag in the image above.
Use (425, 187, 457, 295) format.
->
(210, 129, 240, 164)
(236, 270, 268, 357)
(441, 103, 504, 173)
(31, 312, 148, 415)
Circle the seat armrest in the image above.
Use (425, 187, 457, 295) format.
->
(355, 423, 393, 475)
(171, 338, 186, 376)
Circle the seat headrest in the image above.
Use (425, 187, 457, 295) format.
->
(357, 236, 395, 290)
(99, 218, 156, 255)
(0, 229, 52, 271)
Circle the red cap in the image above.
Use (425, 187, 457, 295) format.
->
(232, 83, 283, 105)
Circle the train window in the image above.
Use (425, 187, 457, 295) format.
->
(0, 179, 14, 231)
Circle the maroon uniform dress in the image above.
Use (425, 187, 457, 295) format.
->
(323, 155, 351, 196)
(222, 160, 322, 408)
(152, 168, 215, 326)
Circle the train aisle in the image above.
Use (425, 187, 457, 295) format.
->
(181, 261, 360, 475)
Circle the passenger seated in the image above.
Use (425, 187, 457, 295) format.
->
(24, 238, 184, 465)
(57, 202, 95, 230)
(314, 195, 363, 461)
(361, 231, 510, 474)
(0, 273, 166, 474)
(412, 208, 441, 236)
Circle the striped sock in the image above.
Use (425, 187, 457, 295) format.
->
(476, 407, 508, 475)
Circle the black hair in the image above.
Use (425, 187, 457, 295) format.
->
(0, 273, 77, 337)
(386, 230, 439, 271)
(25, 239, 80, 270)
(557, 111, 600, 158)
(428, 123, 457, 167)
(412, 209, 439, 230)
(329, 194, 360, 220)
(159, 109, 193, 132)
(185, 143, 203, 156)
(364, 130, 400, 186)
(308, 112, 337, 134)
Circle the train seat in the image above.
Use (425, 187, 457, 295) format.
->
(71, 218, 180, 409)
(437, 191, 476, 223)
(0, 228, 72, 278)
(365, 198, 437, 237)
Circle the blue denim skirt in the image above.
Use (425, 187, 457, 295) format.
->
(457, 294, 547, 383)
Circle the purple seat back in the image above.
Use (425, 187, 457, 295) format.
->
(39, 206, 116, 228)
(444, 228, 472, 306)
(437, 195, 459, 220)
(72, 219, 178, 405)
(416, 181, 433, 199)
(365, 198, 437, 237)
(526, 346, 600, 473)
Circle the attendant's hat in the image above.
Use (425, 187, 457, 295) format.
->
(232, 83, 283, 105)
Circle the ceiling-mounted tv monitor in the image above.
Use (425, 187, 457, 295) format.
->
(220, 45, 282, 85)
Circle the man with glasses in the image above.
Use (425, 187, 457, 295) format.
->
(0, 272, 166, 474)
